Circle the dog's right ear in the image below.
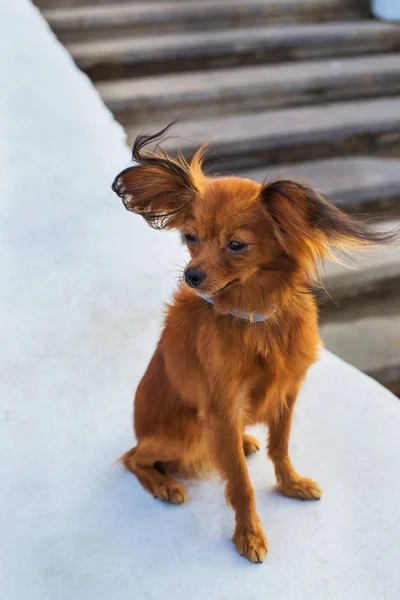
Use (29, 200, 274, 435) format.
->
(112, 125, 202, 230)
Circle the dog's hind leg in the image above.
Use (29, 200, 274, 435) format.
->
(121, 437, 187, 505)
(243, 434, 260, 456)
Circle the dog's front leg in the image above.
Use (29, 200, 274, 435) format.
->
(267, 388, 322, 501)
(209, 414, 267, 563)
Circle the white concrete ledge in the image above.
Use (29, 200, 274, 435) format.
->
(1, 2, 400, 599)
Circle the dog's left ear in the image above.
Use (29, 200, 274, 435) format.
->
(261, 179, 398, 262)
(112, 125, 205, 229)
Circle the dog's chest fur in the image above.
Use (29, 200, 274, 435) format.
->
(223, 315, 318, 423)
(166, 291, 320, 424)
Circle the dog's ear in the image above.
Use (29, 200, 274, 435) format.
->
(261, 179, 398, 264)
(112, 125, 205, 229)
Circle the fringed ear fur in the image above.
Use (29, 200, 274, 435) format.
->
(112, 123, 206, 229)
(261, 179, 399, 266)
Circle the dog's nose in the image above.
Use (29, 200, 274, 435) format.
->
(184, 267, 206, 289)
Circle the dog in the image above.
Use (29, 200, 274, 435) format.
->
(112, 124, 396, 563)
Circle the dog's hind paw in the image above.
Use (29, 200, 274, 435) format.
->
(243, 434, 260, 456)
(153, 479, 187, 504)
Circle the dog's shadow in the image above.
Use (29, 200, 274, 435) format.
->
(34, 444, 326, 600)
(72, 448, 319, 574)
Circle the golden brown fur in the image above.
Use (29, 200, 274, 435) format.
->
(113, 125, 397, 563)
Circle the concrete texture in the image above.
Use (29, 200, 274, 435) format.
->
(154, 97, 400, 170)
(2, 3, 400, 599)
(67, 21, 400, 79)
(43, 0, 367, 40)
(321, 316, 400, 389)
(319, 222, 400, 391)
(97, 54, 400, 124)
(321, 220, 400, 302)
(244, 157, 400, 215)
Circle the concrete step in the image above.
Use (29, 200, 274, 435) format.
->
(146, 96, 400, 171)
(98, 54, 400, 127)
(320, 219, 400, 394)
(321, 310, 400, 395)
(67, 20, 400, 80)
(321, 220, 400, 307)
(242, 157, 400, 216)
(35, 0, 131, 5)
(35, 0, 198, 5)
(43, 0, 369, 41)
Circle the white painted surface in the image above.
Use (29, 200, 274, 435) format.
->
(372, 0, 400, 21)
(1, 2, 400, 599)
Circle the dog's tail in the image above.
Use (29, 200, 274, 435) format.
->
(119, 447, 137, 472)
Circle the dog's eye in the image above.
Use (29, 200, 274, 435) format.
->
(183, 233, 198, 244)
(227, 240, 247, 253)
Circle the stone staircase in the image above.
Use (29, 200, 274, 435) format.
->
(36, 0, 400, 395)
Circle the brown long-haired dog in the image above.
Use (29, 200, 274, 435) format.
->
(112, 125, 396, 563)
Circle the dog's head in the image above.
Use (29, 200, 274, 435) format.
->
(113, 125, 397, 300)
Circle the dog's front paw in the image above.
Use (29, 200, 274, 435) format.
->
(277, 475, 322, 501)
(233, 523, 268, 563)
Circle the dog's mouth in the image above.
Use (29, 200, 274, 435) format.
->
(201, 278, 240, 298)
(216, 278, 240, 294)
